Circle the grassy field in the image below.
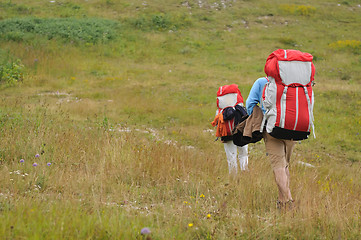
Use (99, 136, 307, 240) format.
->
(0, 0, 360, 239)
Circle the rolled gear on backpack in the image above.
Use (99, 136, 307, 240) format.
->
(261, 49, 316, 140)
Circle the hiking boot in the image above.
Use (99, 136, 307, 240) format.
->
(276, 199, 295, 211)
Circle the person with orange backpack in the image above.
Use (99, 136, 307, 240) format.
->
(247, 49, 315, 209)
(211, 84, 249, 174)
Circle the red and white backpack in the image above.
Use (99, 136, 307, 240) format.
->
(216, 84, 244, 137)
(261, 49, 315, 140)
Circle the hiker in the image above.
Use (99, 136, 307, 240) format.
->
(211, 84, 249, 174)
(247, 76, 296, 207)
(247, 49, 315, 208)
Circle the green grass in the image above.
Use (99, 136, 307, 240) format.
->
(0, 0, 361, 239)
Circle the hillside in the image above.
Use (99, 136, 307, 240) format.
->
(0, 0, 360, 239)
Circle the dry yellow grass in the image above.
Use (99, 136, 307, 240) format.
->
(0, 0, 360, 238)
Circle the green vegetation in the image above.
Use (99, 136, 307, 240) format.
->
(0, 0, 360, 239)
(329, 40, 361, 54)
(0, 17, 120, 43)
(279, 4, 316, 16)
(0, 56, 24, 85)
(127, 13, 192, 31)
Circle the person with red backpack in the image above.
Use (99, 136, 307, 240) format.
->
(247, 49, 315, 209)
(211, 84, 249, 174)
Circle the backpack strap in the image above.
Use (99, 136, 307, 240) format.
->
(279, 86, 288, 128)
(260, 109, 268, 133)
(303, 86, 316, 138)
(293, 87, 299, 130)
(260, 79, 270, 133)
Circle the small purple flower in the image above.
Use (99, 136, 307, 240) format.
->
(140, 227, 151, 235)
(20, 159, 25, 163)
(35, 154, 40, 158)
(47, 162, 52, 166)
(33, 163, 38, 167)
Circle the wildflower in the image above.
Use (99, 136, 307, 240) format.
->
(140, 227, 151, 235)
(207, 214, 211, 219)
(188, 223, 193, 227)
(33, 163, 38, 167)
(20, 159, 25, 163)
(200, 194, 205, 198)
(35, 154, 40, 158)
(47, 162, 52, 166)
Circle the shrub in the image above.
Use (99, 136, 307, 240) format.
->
(129, 13, 192, 31)
(0, 58, 24, 85)
(0, 17, 120, 44)
(329, 40, 361, 53)
(279, 37, 297, 47)
(152, 14, 171, 30)
(279, 4, 316, 16)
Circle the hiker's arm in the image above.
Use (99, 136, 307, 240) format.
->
(246, 79, 262, 115)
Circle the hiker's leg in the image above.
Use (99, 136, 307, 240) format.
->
(284, 140, 295, 191)
(223, 141, 238, 174)
(273, 167, 292, 202)
(263, 132, 293, 203)
(285, 166, 291, 198)
(237, 144, 248, 171)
